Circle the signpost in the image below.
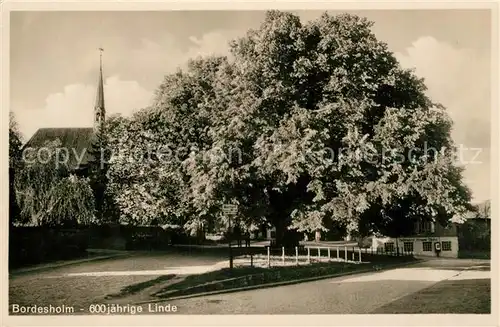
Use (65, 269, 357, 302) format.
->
(222, 204, 238, 216)
(222, 204, 238, 269)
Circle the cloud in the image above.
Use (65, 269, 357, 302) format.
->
(16, 76, 153, 140)
(125, 30, 242, 88)
(395, 36, 491, 202)
(461, 148, 491, 204)
(15, 29, 243, 141)
(395, 36, 490, 148)
(185, 31, 240, 59)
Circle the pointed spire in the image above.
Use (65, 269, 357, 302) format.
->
(94, 48, 105, 132)
(95, 48, 105, 110)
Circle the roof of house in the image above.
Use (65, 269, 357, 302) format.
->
(23, 127, 96, 170)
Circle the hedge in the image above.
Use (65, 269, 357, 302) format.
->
(9, 226, 89, 269)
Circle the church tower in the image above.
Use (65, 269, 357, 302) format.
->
(94, 48, 105, 133)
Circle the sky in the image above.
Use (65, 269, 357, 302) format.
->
(10, 10, 492, 203)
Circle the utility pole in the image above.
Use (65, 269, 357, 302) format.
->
(222, 204, 238, 269)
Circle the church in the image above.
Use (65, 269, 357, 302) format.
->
(23, 51, 106, 175)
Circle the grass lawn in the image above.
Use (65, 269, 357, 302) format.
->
(373, 278, 491, 314)
(458, 251, 490, 260)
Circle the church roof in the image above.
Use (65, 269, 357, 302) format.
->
(24, 127, 95, 170)
(23, 50, 106, 172)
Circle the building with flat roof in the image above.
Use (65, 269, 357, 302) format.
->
(371, 217, 464, 258)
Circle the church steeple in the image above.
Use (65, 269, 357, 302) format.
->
(94, 48, 105, 133)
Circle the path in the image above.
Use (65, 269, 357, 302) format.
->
(9, 251, 225, 312)
(163, 258, 490, 314)
(9, 253, 490, 315)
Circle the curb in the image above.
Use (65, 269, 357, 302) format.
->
(9, 252, 131, 276)
(135, 259, 422, 305)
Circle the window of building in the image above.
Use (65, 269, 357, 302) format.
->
(422, 241, 432, 252)
(270, 231, 276, 238)
(403, 242, 414, 253)
(384, 242, 395, 253)
(442, 241, 452, 251)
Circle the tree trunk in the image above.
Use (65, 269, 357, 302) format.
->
(275, 221, 285, 247)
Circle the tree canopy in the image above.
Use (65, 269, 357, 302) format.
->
(107, 11, 472, 239)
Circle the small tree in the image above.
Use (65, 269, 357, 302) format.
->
(87, 127, 119, 224)
(9, 112, 23, 227)
(9, 112, 23, 167)
(15, 139, 95, 226)
(476, 200, 491, 219)
(43, 175, 95, 227)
